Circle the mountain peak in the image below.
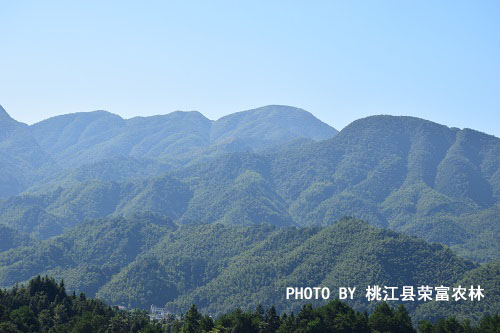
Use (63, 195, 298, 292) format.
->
(0, 105, 12, 119)
(211, 105, 338, 147)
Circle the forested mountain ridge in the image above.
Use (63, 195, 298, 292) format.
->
(0, 224, 32, 253)
(267, 115, 500, 261)
(28, 105, 337, 168)
(1, 113, 498, 262)
(3, 216, 494, 321)
(413, 259, 500, 323)
(0, 105, 337, 198)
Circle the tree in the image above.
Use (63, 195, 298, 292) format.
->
(369, 302, 395, 332)
(181, 305, 202, 333)
(393, 304, 415, 333)
(264, 306, 280, 333)
(417, 320, 433, 333)
(200, 315, 215, 332)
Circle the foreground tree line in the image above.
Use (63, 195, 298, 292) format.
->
(167, 303, 498, 333)
(0, 276, 498, 332)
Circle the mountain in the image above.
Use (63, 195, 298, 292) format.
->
(29, 110, 212, 168)
(156, 219, 474, 316)
(0, 153, 295, 239)
(3, 115, 498, 262)
(267, 115, 500, 261)
(0, 105, 336, 197)
(0, 217, 480, 318)
(0, 105, 59, 198)
(210, 105, 337, 149)
(25, 156, 173, 194)
(28, 105, 337, 168)
(0, 213, 175, 296)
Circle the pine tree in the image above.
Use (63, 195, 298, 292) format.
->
(181, 304, 202, 333)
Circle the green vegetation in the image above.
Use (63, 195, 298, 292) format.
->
(0, 106, 498, 326)
(413, 260, 500, 323)
(0, 106, 59, 199)
(0, 224, 32, 253)
(164, 302, 498, 333)
(2, 113, 497, 261)
(0, 176, 190, 238)
(0, 275, 161, 332)
(3, 216, 497, 322)
(1, 276, 497, 332)
(28, 105, 336, 169)
(0, 213, 175, 296)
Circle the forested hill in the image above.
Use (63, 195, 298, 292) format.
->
(266, 115, 500, 261)
(3, 216, 496, 321)
(2, 114, 498, 262)
(0, 213, 175, 296)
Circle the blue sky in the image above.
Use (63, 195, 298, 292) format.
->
(1, 1, 499, 136)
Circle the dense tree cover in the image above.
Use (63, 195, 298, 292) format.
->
(26, 156, 174, 194)
(157, 219, 475, 316)
(413, 260, 500, 323)
(3, 216, 494, 322)
(0, 224, 31, 253)
(1, 276, 497, 332)
(0, 213, 175, 297)
(266, 116, 499, 262)
(209, 105, 337, 150)
(163, 302, 499, 333)
(1, 114, 498, 262)
(1, 107, 499, 326)
(0, 275, 162, 332)
(0, 177, 190, 238)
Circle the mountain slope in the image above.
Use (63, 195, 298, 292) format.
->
(0, 224, 32, 253)
(0, 105, 59, 198)
(29, 110, 212, 168)
(0, 175, 191, 238)
(28, 105, 337, 169)
(159, 218, 474, 316)
(0, 213, 175, 296)
(413, 260, 500, 323)
(0, 214, 475, 314)
(0, 217, 478, 318)
(25, 156, 173, 193)
(268, 115, 500, 261)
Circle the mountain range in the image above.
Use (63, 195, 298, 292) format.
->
(1, 107, 498, 262)
(0, 104, 498, 322)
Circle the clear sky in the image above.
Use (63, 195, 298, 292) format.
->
(1, 1, 499, 136)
